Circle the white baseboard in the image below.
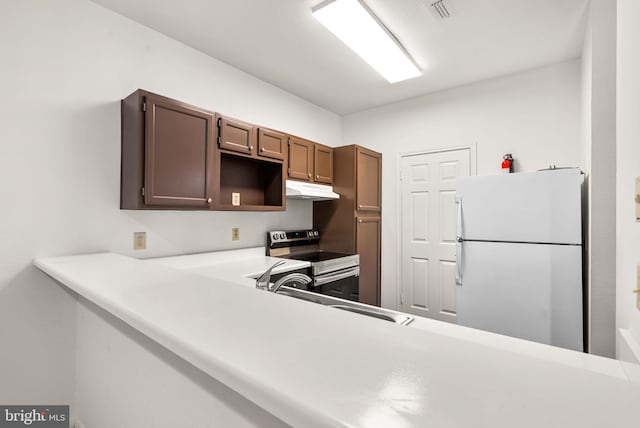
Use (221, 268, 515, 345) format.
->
(617, 328, 640, 364)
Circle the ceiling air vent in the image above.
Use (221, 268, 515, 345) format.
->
(428, 0, 451, 19)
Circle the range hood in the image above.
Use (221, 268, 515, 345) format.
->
(286, 180, 339, 201)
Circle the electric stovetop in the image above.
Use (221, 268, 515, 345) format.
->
(279, 251, 354, 263)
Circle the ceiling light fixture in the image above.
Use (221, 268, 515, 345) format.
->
(312, 0, 421, 83)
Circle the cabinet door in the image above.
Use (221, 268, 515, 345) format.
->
(144, 95, 214, 207)
(314, 144, 333, 184)
(288, 137, 314, 181)
(218, 116, 256, 155)
(356, 216, 381, 306)
(258, 128, 286, 161)
(356, 147, 382, 212)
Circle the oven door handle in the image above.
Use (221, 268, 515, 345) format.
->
(312, 266, 360, 287)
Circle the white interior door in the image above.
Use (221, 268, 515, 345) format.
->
(400, 149, 471, 322)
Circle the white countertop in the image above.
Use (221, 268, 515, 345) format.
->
(150, 247, 311, 287)
(34, 249, 640, 428)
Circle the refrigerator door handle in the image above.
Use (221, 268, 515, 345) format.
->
(456, 196, 463, 286)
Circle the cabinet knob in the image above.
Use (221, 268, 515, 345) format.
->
(358, 219, 363, 223)
(316, 175, 320, 179)
(207, 198, 212, 204)
(308, 173, 311, 178)
(260, 147, 265, 152)
(249, 146, 254, 151)
(358, 205, 363, 209)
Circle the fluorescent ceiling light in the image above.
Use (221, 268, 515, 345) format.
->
(312, 0, 421, 83)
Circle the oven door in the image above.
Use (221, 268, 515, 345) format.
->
(312, 266, 359, 302)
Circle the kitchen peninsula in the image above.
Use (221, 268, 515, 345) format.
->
(34, 250, 640, 428)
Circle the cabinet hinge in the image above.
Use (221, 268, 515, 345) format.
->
(217, 136, 221, 144)
(142, 102, 146, 112)
(217, 118, 221, 127)
(287, 168, 291, 174)
(141, 187, 145, 196)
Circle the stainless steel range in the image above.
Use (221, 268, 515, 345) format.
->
(267, 229, 359, 301)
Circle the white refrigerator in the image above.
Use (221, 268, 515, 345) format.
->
(455, 169, 584, 352)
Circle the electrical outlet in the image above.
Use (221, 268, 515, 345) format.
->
(232, 192, 240, 206)
(133, 232, 146, 250)
(232, 228, 240, 241)
(636, 177, 640, 222)
(636, 264, 640, 311)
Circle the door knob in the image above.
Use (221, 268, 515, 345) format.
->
(207, 198, 212, 204)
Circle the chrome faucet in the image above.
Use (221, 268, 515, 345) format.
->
(255, 261, 285, 290)
(256, 261, 312, 293)
(271, 273, 312, 293)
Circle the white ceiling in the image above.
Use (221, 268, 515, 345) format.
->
(90, 0, 589, 115)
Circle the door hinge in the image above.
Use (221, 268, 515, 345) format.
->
(142, 102, 146, 112)
(141, 187, 145, 196)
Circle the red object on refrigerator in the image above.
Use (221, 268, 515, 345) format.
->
(502, 154, 514, 173)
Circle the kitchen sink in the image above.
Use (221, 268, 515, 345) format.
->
(276, 286, 414, 326)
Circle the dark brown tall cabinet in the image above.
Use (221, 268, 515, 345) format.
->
(314, 145, 382, 306)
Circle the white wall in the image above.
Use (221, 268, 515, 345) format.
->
(580, 0, 617, 358)
(0, 0, 340, 422)
(75, 298, 288, 428)
(616, 0, 640, 363)
(342, 60, 582, 309)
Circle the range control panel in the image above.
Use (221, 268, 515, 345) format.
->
(267, 229, 320, 248)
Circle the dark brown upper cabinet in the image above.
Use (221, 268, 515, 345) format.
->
(121, 90, 215, 210)
(314, 143, 333, 185)
(121, 90, 294, 212)
(218, 115, 256, 156)
(288, 137, 334, 184)
(288, 136, 314, 181)
(356, 146, 382, 212)
(258, 128, 287, 161)
(214, 119, 286, 211)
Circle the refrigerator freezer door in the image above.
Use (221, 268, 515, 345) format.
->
(456, 241, 583, 351)
(456, 169, 582, 244)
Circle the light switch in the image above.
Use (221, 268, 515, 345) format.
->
(232, 192, 240, 206)
(636, 177, 640, 222)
